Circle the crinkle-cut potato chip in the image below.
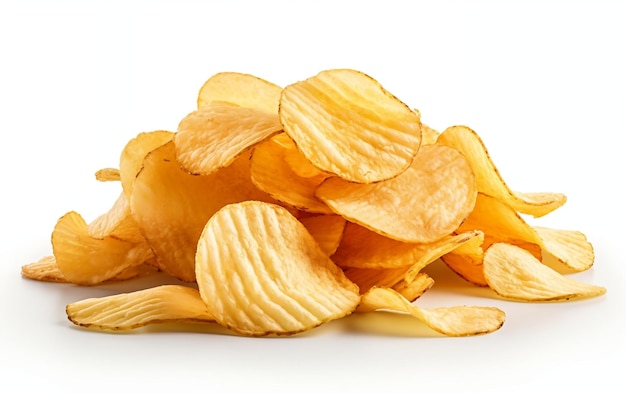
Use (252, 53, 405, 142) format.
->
(21, 255, 67, 283)
(250, 137, 333, 214)
(298, 214, 347, 256)
(175, 102, 283, 176)
(281, 135, 329, 179)
(458, 193, 594, 271)
(197, 71, 282, 114)
(317, 144, 477, 243)
(436, 125, 566, 217)
(52, 211, 154, 285)
(120, 130, 174, 198)
(195, 201, 361, 337)
(392, 272, 435, 302)
(131, 141, 281, 282)
(66, 285, 215, 331)
(483, 243, 606, 302)
(333, 222, 482, 270)
(357, 287, 505, 336)
(94, 167, 120, 182)
(280, 68, 422, 183)
(420, 122, 440, 145)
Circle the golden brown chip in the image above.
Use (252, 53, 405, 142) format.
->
(87, 192, 145, 243)
(175, 102, 283, 176)
(250, 137, 333, 214)
(483, 243, 606, 301)
(52, 211, 154, 285)
(298, 214, 347, 256)
(317, 144, 477, 243)
(420, 122, 440, 145)
(280, 68, 422, 183)
(119, 130, 174, 198)
(130, 141, 280, 282)
(357, 287, 505, 336)
(436, 125, 566, 217)
(440, 253, 488, 286)
(197, 71, 282, 113)
(195, 201, 361, 336)
(391, 272, 435, 302)
(94, 168, 120, 182)
(66, 285, 215, 330)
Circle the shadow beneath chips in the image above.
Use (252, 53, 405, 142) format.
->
(342, 311, 445, 338)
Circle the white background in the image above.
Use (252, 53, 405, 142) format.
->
(1, 0, 624, 391)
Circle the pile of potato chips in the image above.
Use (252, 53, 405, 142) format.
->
(21, 69, 606, 337)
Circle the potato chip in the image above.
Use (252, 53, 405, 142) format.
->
(250, 136, 333, 214)
(440, 252, 489, 286)
(195, 201, 360, 336)
(420, 122, 440, 145)
(333, 222, 482, 269)
(21, 255, 67, 283)
(357, 287, 505, 336)
(458, 193, 594, 271)
(130, 141, 279, 282)
(52, 211, 154, 285)
(392, 272, 435, 302)
(94, 167, 120, 182)
(175, 102, 283, 176)
(197, 71, 282, 113)
(483, 243, 606, 301)
(437, 125, 566, 217)
(119, 130, 174, 198)
(280, 68, 422, 183)
(66, 285, 215, 331)
(87, 192, 144, 243)
(298, 214, 347, 256)
(317, 144, 477, 243)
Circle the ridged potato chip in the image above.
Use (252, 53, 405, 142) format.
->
(298, 214, 347, 256)
(66, 285, 215, 330)
(195, 201, 361, 336)
(197, 71, 282, 113)
(317, 144, 477, 243)
(437, 125, 566, 217)
(483, 243, 606, 301)
(175, 102, 283, 176)
(280, 68, 422, 183)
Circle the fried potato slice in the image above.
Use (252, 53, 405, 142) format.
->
(317, 144, 477, 243)
(94, 168, 120, 182)
(130, 141, 279, 282)
(52, 211, 154, 285)
(298, 214, 347, 256)
(250, 137, 333, 214)
(195, 201, 361, 336)
(175, 102, 283, 176)
(66, 285, 215, 330)
(441, 252, 489, 286)
(333, 222, 482, 269)
(420, 122, 440, 145)
(483, 243, 606, 301)
(280, 68, 422, 183)
(87, 192, 145, 243)
(119, 130, 174, 198)
(458, 193, 594, 271)
(436, 125, 566, 217)
(21, 255, 67, 283)
(197, 71, 282, 113)
(357, 287, 505, 336)
(392, 272, 435, 302)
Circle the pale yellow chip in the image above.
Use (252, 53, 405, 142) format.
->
(130, 141, 280, 282)
(94, 167, 120, 182)
(197, 71, 282, 113)
(86, 192, 145, 243)
(21, 255, 67, 283)
(298, 214, 347, 256)
(357, 287, 505, 336)
(437, 125, 566, 217)
(52, 211, 154, 285)
(175, 102, 283, 176)
(391, 272, 435, 302)
(195, 201, 361, 336)
(420, 122, 440, 145)
(317, 144, 477, 243)
(119, 130, 174, 198)
(280, 68, 422, 183)
(250, 137, 333, 214)
(458, 193, 594, 271)
(281, 135, 328, 178)
(483, 243, 606, 301)
(333, 222, 482, 270)
(66, 285, 215, 331)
